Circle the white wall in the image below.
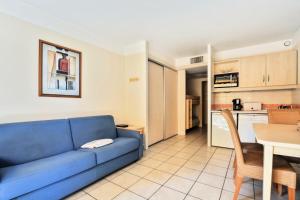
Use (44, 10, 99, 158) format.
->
(123, 41, 149, 146)
(214, 39, 295, 61)
(177, 70, 186, 135)
(0, 13, 127, 123)
(123, 42, 147, 127)
(207, 44, 213, 147)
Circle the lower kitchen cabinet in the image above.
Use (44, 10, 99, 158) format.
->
(238, 114, 268, 143)
(211, 112, 268, 148)
(211, 112, 237, 148)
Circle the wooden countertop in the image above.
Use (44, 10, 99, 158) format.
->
(211, 110, 268, 114)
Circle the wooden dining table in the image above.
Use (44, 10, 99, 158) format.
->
(253, 123, 300, 200)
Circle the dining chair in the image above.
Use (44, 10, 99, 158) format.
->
(222, 109, 296, 200)
(268, 109, 300, 165)
(232, 141, 263, 175)
(268, 109, 300, 125)
(268, 109, 300, 195)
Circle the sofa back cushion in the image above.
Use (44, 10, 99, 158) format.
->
(69, 115, 117, 149)
(0, 119, 73, 168)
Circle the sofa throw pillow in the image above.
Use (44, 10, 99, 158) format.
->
(81, 139, 113, 149)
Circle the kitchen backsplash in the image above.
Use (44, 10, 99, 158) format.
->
(212, 89, 300, 110)
(213, 90, 293, 104)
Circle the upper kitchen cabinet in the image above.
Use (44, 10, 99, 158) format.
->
(213, 50, 298, 92)
(214, 59, 239, 74)
(266, 50, 297, 86)
(240, 55, 266, 88)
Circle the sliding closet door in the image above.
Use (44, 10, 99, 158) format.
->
(148, 61, 164, 145)
(164, 68, 178, 138)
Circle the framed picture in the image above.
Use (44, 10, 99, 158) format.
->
(38, 40, 82, 98)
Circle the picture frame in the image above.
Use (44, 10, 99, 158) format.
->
(38, 40, 82, 98)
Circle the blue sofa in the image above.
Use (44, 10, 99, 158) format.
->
(0, 115, 143, 200)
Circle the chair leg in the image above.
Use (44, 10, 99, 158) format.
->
(233, 167, 237, 180)
(274, 184, 283, 196)
(233, 156, 237, 168)
(233, 156, 237, 180)
(288, 187, 295, 200)
(233, 175, 243, 200)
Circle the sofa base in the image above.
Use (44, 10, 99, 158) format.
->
(17, 150, 139, 200)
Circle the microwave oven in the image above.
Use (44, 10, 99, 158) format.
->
(214, 72, 239, 88)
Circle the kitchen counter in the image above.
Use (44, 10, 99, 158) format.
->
(211, 110, 268, 114)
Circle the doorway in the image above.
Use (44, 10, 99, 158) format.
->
(185, 67, 208, 133)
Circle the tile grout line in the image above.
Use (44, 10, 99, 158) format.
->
(85, 191, 98, 200)
(183, 147, 218, 200)
(218, 151, 256, 200)
(110, 163, 162, 199)
(111, 135, 201, 200)
(146, 135, 205, 200)
(108, 147, 183, 200)
(109, 178, 148, 200)
(80, 130, 216, 200)
(218, 149, 234, 200)
(72, 132, 259, 200)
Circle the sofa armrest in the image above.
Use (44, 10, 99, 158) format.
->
(117, 128, 144, 158)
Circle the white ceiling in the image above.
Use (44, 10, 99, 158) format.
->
(0, 0, 300, 63)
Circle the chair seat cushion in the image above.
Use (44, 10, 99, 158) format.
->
(81, 137, 139, 164)
(242, 143, 263, 153)
(0, 151, 96, 200)
(282, 156, 300, 164)
(244, 152, 291, 168)
(243, 152, 296, 188)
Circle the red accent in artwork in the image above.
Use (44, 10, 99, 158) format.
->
(59, 58, 69, 74)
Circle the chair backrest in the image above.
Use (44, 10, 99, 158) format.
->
(268, 109, 300, 125)
(221, 110, 244, 165)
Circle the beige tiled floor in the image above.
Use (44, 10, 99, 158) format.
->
(66, 128, 300, 200)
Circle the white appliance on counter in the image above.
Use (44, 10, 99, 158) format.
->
(238, 114, 268, 143)
(211, 112, 237, 148)
(243, 102, 262, 111)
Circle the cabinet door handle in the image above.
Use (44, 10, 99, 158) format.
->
(268, 75, 270, 82)
(263, 75, 265, 83)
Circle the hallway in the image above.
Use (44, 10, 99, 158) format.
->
(66, 129, 299, 200)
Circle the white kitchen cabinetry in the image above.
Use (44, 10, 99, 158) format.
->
(211, 112, 237, 148)
(238, 114, 268, 143)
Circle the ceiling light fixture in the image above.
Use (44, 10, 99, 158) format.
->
(284, 41, 291, 47)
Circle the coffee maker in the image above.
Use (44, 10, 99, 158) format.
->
(232, 98, 242, 110)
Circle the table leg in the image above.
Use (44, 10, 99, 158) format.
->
(263, 145, 273, 200)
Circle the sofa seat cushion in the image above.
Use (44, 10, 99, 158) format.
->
(81, 137, 139, 164)
(0, 151, 96, 200)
